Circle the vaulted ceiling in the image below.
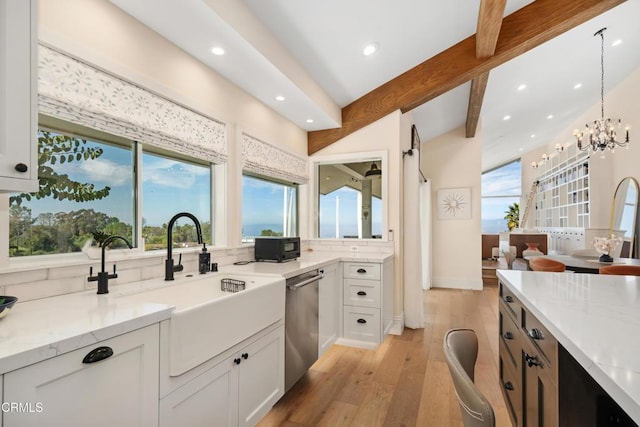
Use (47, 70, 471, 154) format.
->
(110, 0, 640, 170)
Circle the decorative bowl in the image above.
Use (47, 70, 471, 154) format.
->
(0, 296, 18, 319)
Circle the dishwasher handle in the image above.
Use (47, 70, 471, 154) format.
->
(287, 273, 323, 290)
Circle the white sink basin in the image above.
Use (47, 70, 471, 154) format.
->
(118, 273, 285, 376)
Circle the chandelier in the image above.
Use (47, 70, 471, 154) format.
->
(573, 28, 629, 155)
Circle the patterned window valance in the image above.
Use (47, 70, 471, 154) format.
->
(37, 45, 227, 163)
(241, 132, 308, 184)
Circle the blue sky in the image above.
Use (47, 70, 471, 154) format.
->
(481, 160, 521, 220)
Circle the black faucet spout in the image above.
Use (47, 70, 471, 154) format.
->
(165, 212, 204, 281)
(88, 235, 133, 295)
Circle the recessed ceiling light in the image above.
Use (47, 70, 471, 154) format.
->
(275, 95, 285, 102)
(503, 115, 511, 121)
(519, 148, 524, 152)
(363, 42, 379, 56)
(306, 119, 314, 124)
(547, 114, 554, 120)
(530, 134, 536, 138)
(210, 46, 225, 56)
(612, 39, 623, 47)
(517, 84, 527, 91)
(574, 83, 582, 89)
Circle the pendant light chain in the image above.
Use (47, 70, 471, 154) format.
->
(599, 28, 605, 120)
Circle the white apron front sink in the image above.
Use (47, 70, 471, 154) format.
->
(118, 273, 285, 376)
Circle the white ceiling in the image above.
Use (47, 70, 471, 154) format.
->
(110, 0, 640, 171)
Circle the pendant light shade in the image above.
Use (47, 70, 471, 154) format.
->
(364, 162, 381, 178)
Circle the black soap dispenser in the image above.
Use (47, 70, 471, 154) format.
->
(199, 243, 211, 274)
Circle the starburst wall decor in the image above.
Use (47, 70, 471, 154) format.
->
(437, 188, 471, 220)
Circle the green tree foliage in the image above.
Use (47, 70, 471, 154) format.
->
(504, 202, 520, 231)
(10, 130, 111, 206)
(260, 229, 283, 237)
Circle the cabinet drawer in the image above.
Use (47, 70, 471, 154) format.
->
(499, 308, 520, 372)
(343, 262, 381, 280)
(499, 282, 521, 325)
(522, 308, 557, 368)
(344, 278, 380, 308)
(499, 343, 522, 427)
(343, 306, 381, 343)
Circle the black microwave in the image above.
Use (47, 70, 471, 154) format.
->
(254, 237, 300, 262)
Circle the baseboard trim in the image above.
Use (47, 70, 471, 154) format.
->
(389, 314, 404, 336)
(334, 338, 378, 350)
(432, 276, 483, 290)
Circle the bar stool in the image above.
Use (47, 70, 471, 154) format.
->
(599, 265, 640, 276)
(529, 257, 566, 272)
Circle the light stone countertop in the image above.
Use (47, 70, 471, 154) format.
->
(497, 269, 640, 424)
(0, 251, 392, 375)
(220, 250, 393, 279)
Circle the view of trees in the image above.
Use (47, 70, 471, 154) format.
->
(9, 130, 211, 257)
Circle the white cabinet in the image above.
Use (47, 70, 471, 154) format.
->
(160, 322, 284, 427)
(0, 0, 38, 193)
(341, 258, 393, 346)
(2, 324, 160, 427)
(318, 262, 340, 356)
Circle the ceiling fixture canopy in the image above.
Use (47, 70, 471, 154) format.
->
(364, 162, 381, 178)
(573, 27, 630, 156)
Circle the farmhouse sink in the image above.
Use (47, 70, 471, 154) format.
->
(117, 273, 285, 376)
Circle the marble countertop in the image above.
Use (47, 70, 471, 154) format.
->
(220, 251, 393, 279)
(0, 290, 173, 374)
(0, 251, 392, 375)
(497, 269, 640, 423)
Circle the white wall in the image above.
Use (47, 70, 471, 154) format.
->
(422, 125, 483, 290)
(309, 111, 407, 320)
(522, 66, 640, 230)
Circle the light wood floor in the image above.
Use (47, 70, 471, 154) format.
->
(258, 287, 511, 427)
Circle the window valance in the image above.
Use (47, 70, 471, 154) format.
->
(241, 132, 308, 184)
(37, 45, 227, 163)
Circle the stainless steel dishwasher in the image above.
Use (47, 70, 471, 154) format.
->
(285, 268, 323, 392)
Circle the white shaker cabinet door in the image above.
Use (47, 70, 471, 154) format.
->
(0, 0, 38, 192)
(3, 324, 159, 427)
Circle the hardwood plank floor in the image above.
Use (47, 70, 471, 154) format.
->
(258, 287, 512, 427)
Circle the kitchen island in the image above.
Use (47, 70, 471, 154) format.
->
(497, 269, 640, 426)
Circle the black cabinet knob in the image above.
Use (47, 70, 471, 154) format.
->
(528, 328, 544, 340)
(504, 381, 514, 391)
(234, 358, 242, 365)
(356, 268, 367, 274)
(14, 163, 28, 173)
(504, 295, 514, 303)
(357, 291, 367, 296)
(242, 353, 249, 360)
(503, 332, 513, 340)
(524, 353, 542, 368)
(357, 318, 367, 324)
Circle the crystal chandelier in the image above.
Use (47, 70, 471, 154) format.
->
(573, 28, 630, 155)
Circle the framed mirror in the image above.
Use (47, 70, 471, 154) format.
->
(312, 151, 387, 240)
(610, 177, 639, 258)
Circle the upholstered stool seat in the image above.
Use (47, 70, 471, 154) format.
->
(529, 257, 566, 272)
(599, 265, 640, 276)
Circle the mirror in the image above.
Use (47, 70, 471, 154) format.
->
(610, 177, 640, 258)
(316, 157, 385, 239)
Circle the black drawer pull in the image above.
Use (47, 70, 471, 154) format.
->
(242, 352, 249, 360)
(82, 346, 113, 364)
(528, 328, 544, 340)
(524, 353, 542, 368)
(357, 291, 367, 296)
(504, 381, 514, 391)
(503, 332, 513, 340)
(357, 318, 367, 324)
(14, 163, 28, 173)
(234, 358, 242, 365)
(504, 295, 514, 303)
(356, 268, 367, 274)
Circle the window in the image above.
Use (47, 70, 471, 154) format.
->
(9, 126, 134, 257)
(8, 117, 214, 257)
(242, 174, 298, 241)
(142, 150, 211, 250)
(319, 187, 382, 238)
(481, 160, 522, 233)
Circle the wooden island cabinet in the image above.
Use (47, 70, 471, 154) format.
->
(498, 273, 637, 427)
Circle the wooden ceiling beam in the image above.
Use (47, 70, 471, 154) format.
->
(466, 0, 507, 138)
(308, 0, 626, 154)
